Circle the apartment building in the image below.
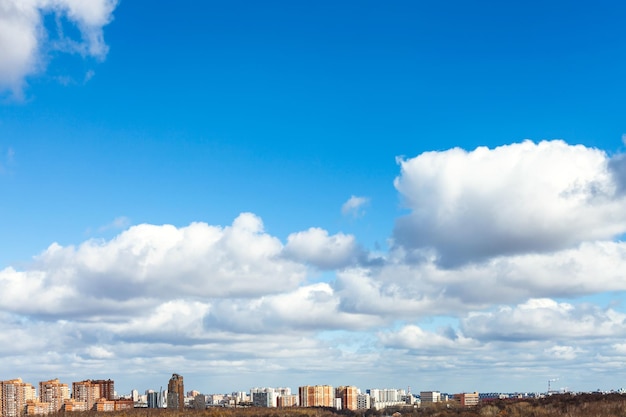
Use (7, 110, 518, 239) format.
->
(72, 380, 100, 410)
(298, 385, 333, 407)
(1, 379, 36, 417)
(335, 386, 358, 410)
(39, 379, 69, 412)
(356, 393, 370, 410)
(167, 374, 184, 410)
(277, 394, 298, 407)
(91, 380, 115, 401)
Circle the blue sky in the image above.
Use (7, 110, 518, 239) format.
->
(2, 0, 626, 397)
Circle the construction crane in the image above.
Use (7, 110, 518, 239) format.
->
(548, 378, 559, 394)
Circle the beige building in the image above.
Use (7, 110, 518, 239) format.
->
(91, 380, 115, 401)
(335, 386, 358, 410)
(298, 385, 333, 407)
(63, 399, 89, 412)
(25, 400, 52, 416)
(277, 394, 298, 407)
(2, 379, 36, 417)
(455, 392, 479, 407)
(39, 379, 69, 412)
(72, 380, 100, 410)
(95, 398, 114, 412)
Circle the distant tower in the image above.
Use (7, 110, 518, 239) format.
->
(167, 374, 184, 410)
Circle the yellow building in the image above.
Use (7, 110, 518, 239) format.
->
(298, 385, 333, 407)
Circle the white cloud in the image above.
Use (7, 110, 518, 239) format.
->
(394, 140, 626, 266)
(0, 213, 307, 317)
(0, 0, 118, 97)
(204, 282, 379, 334)
(341, 195, 369, 217)
(379, 324, 478, 352)
(284, 227, 362, 269)
(461, 298, 626, 342)
(331, 240, 626, 321)
(85, 345, 115, 359)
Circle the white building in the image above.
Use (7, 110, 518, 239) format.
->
(356, 394, 371, 410)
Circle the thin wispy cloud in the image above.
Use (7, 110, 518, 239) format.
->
(0, 146, 15, 175)
(97, 216, 131, 232)
(341, 195, 369, 217)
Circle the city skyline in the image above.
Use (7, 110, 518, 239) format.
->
(2, 0, 626, 396)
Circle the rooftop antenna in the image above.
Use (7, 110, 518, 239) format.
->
(548, 378, 558, 394)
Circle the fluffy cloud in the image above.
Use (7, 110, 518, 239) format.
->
(461, 298, 626, 342)
(394, 140, 626, 266)
(204, 282, 380, 334)
(378, 324, 478, 352)
(0, 213, 307, 317)
(284, 227, 363, 269)
(331, 240, 626, 321)
(0, 0, 118, 97)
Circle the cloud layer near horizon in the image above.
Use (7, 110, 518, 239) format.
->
(2, 140, 626, 392)
(0, 0, 118, 97)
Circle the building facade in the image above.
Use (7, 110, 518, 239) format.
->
(146, 391, 159, 409)
(39, 379, 69, 412)
(167, 374, 184, 410)
(420, 391, 441, 404)
(298, 385, 333, 408)
(1, 379, 36, 417)
(356, 393, 370, 410)
(455, 392, 479, 407)
(335, 386, 358, 410)
(277, 394, 298, 407)
(91, 380, 115, 401)
(72, 381, 100, 410)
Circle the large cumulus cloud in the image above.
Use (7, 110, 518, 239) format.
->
(393, 140, 626, 266)
(0, 213, 307, 317)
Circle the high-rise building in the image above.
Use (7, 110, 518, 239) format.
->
(335, 386, 358, 410)
(72, 380, 100, 410)
(167, 374, 184, 410)
(39, 379, 69, 412)
(91, 380, 115, 401)
(1, 379, 36, 417)
(298, 385, 333, 408)
(146, 391, 159, 409)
